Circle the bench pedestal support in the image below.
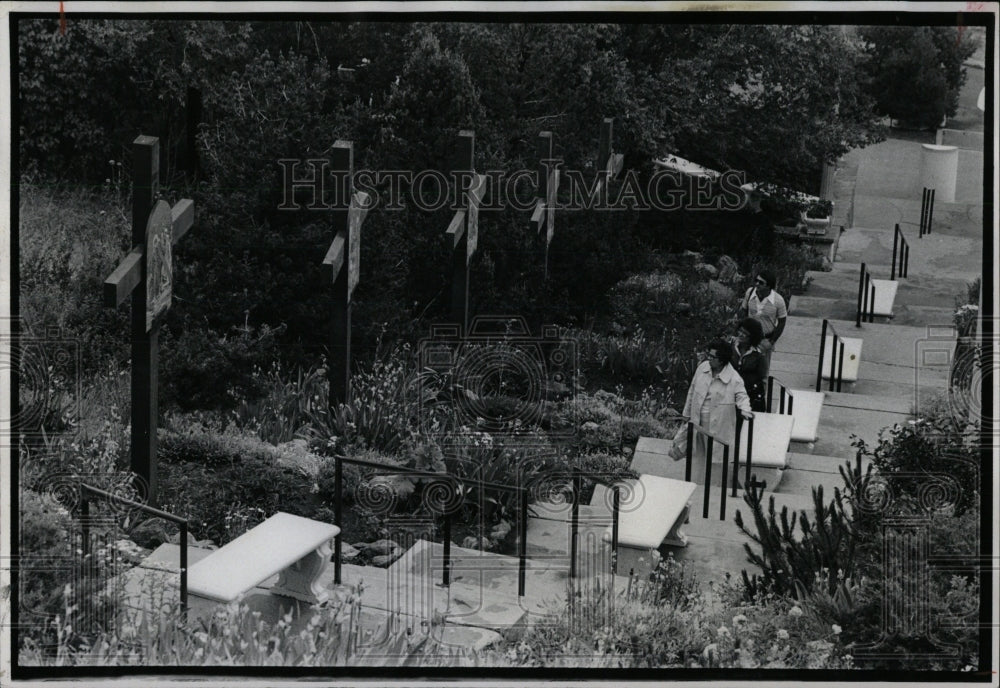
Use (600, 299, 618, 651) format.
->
(662, 504, 691, 547)
(272, 539, 335, 604)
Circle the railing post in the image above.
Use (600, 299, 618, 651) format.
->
(766, 376, 774, 413)
(703, 439, 713, 519)
(925, 189, 937, 234)
(179, 520, 189, 618)
(816, 319, 829, 391)
(745, 417, 755, 492)
(780, 385, 786, 414)
(829, 333, 839, 392)
(81, 493, 91, 564)
(903, 242, 909, 278)
(684, 422, 694, 482)
(868, 279, 876, 323)
(442, 513, 451, 587)
(570, 472, 580, 578)
(334, 457, 343, 584)
(788, 392, 794, 416)
(720, 445, 729, 520)
(855, 449, 863, 481)
(920, 188, 927, 237)
(611, 486, 620, 575)
(518, 487, 527, 596)
(732, 416, 742, 497)
(891, 224, 899, 280)
(837, 340, 846, 393)
(856, 264, 866, 328)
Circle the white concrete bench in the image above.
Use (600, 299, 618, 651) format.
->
(186, 512, 340, 604)
(868, 279, 899, 318)
(820, 335, 863, 382)
(786, 389, 825, 442)
(602, 475, 697, 577)
(736, 413, 794, 468)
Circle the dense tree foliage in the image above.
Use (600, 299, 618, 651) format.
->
(859, 26, 977, 128)
(18, 19, 887, 408)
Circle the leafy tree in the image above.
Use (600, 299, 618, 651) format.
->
(859, 26, 977, 129)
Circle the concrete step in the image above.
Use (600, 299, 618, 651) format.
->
(789, 295, 956, 328)
(837, 223, 982, 282)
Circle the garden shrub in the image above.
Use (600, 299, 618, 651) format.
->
(156, 423, 316, 545)
(492, 560, 851, 669)
(17, 489, 74, 648)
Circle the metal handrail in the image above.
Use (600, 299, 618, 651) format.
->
(730, 415, 758, 498)
(891, 224, 910, 280)
(683, 420, 733, 521)
(79, 483, 189, 616)
(766, 375, 795, 416)
(919, 187, 935, 237)
(330, 455, 622, 594)
(857, 263, 876, 326)
(816, 319, 847, 393)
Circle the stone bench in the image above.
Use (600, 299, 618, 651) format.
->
(868, 279, 899, 318)
(186, 512, 340, 604)
(786, 389, 825, 443)
(820, 335, 863, 383)
(602, 475, 697, 578)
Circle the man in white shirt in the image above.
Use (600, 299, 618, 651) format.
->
(738, 269, 787, 374)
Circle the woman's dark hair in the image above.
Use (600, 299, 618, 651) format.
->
(707, 338, 732, 365)
(739, 317, 764, 346)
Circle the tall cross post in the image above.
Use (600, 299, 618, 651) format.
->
(595, 117, 624, 204)
(531, 131, 561, 279)
(444, 130, 486, 332)
(103, 135, 195, 506)
(323, 141, 370, 409)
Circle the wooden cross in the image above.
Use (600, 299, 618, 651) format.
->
(594, 117, 624, 202)
(444, 130, 486, 333)
(530, 131, 561, 279)
(322, 140, 370, 408)
(103, 135, 195, 506)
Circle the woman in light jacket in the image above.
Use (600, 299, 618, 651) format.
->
(668, 338, 754, 483)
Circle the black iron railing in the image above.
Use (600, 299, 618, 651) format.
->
(816, 319, 847, 393)
(891, 224, 910, 280)
(79, 483, 189, 616)
(331, 456, 622, 595)
(856, 262, 876, 326)
(683, 421, 735, 521)
(766, 376, 795, 416)
(731, 415, 761, 496)
(920, 187, 935, 238)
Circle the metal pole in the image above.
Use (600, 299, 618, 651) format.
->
(518, 488, 527, 596)
(570, 472, 580, 578)
(868, 280, 876, 323)
(684, 422, 694, 482)
(745, 417, 754, 492)
(442, 513, 451, 587)
(856, 264, 866, 328)
(920, 188, 927, 237)
(837, 341, 846, 393)
(780, 385, 786, 414)
(926, 189, 937, 234)
(611, 486, 620, 575)
(829, 333, 839, 392)
(891, 224, 899, 280)
(816, 319, 828, 391)
(179, 520, 189, 617)
(732, 416, 742, 497)
(720, 445, 729, 520)
(334, 457, 343, 584)
(767, 376, 774, 413)
(703, 438, 713, 519)
(788, 393, 794, 416)
(903, 243, 909, 278)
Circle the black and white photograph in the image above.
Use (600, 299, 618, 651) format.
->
(1, 1, 995, 683)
